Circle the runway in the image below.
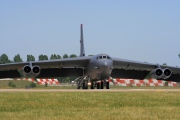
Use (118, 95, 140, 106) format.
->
(0, 89, 180, 92)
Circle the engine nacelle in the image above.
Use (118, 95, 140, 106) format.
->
(150, 68, 163, 79)
(23, 65, 32, 75)
(161, 68, 172, 79)
(22, 65, 41, 77)
(32, 65, 41, 76)
(150, 68, 172, 80)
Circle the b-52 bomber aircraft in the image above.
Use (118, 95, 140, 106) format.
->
(0, 24, 180, 89)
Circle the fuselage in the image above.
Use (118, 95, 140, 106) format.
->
(85, 54, 113, 80)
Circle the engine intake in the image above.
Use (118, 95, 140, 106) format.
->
(32, 66, 41, 76)
(23, 65, 31, 74)
(151, 68, 163, 79)
(161, 68, 172, 79)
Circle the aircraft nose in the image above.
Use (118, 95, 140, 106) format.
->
(104, 62, 107, 66)
(100, 61, 110, 70)
(97, 60, 112, 79)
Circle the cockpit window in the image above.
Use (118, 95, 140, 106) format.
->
(97, 55, 111, 60)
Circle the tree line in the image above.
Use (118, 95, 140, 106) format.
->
(0, 53, 77, 64)
(1, 53, 180, 65)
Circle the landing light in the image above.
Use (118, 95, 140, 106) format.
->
(88, 82, 91, 86)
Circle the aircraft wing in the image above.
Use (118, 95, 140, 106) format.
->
(111, 57, 180, 82)
(0, 56, 92, 78)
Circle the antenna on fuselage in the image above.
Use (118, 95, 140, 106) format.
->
(80, 24, 85, 57)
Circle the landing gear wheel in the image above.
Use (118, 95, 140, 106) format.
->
(83, 82, 88, 89)
(82, 83, 85, 89)
(101, 81, 104, 89)
(106, 82, 109, 89)
(97, 82, 100, 89)
(91, 81, 94, 89)
(77, 81, 80, 89)
(77, 85, 80, 89)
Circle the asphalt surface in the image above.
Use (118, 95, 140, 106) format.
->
(0, 89, 180, 92)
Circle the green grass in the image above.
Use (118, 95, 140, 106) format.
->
(0, 80, 32, 88)
(0, 91, 180, 120)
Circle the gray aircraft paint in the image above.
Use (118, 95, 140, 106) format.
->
(85, 54, 113, 80)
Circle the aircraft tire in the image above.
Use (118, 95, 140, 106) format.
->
(101, 81, 104, 89)
(97, 83, 100, 89)
(82, 83, 86, 89)
(83, 82, 88, 89)
(77, 81, 80, 89)
(86, 81, 88, 89)
(77, 85, 80, 89)
(106, 82, 109, 89)
(91, 81, 94, 89)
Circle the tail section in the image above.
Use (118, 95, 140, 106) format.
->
(80, 24, 85, 57)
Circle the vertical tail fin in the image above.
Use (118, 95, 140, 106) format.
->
(80, 24, 85, 57)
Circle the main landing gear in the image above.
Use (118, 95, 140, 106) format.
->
(74, 77, 110, 89)
(75, 76, 89, 89)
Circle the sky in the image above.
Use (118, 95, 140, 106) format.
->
(0, 0, 180, 66)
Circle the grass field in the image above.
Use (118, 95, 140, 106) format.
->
(0, 91, 180, 120)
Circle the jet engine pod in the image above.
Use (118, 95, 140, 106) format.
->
(32, 65, 41, 76)
(150, 68, 163, 79)
(161, 68, 172, 79)
(23, 65, 32, 74)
